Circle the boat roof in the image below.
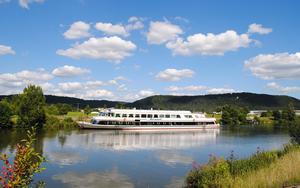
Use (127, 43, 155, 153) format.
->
(106, 108, 192, 114)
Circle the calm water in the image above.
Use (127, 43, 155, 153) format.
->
(0, 128, 290, 188)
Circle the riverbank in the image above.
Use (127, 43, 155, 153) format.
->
(185, 144, 300, 188)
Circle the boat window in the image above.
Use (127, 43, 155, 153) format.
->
(122, 114, 127, 118)
(135, 114, 140, 118)
(184, 115, 189, 118)
(111, 113, 115, 117)
(176, 115, 181, 118)
(171, 115, 176, 118)
(159, 114, 164, 118)
(189, 115, 193, 118)
(129, 114, 134, 118)
(165, 114, 170, 118)
(147, 114, 153, 118)
(154, 114, 158, 118)
(141, 114, 146, 118)
(115, 114, 120, 117)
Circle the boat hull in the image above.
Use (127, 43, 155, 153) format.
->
(78, 121, 220, 130)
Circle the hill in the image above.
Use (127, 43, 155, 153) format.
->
(1, 92, 299, 112)
(129, 92, 300, 112)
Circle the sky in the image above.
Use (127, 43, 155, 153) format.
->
(0, 0, 300, 101)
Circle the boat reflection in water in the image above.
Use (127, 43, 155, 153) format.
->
(68, 129, 220, 151)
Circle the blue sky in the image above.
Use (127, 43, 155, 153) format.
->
(0, 0, 300, 101)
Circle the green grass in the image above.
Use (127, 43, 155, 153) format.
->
(232, 149, 300, 188)
(66, 111, 85, 117)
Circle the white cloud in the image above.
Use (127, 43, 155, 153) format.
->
(56, 36, 136, 63)
(166, 85, 207, 92)
(52, 65, 90, 77)
(0, 44, 15, 56)
(95, 22, 128, 37)
(147, 21, 183, 44)
(126, 16, 144, 31)
(166, 30, 252, 56)
(155, 68, 194, 81)
(83, 89, 114, 99)
(248, 23, 272, 35)
(58, 82, 83, 92)
(206, 88, 236, 94)
(165, 85, 236, 95)
(63, 21, 91, 39)
(244, 52, 300, 80)
(0, 69, 54, 95)
(267, 82, 300, 93)
(18, 0, 44, 9)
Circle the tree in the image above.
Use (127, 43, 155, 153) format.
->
(221, 105, 248, 127)
(16, 85, 46, 128)
(84, 105, 92, 115)
(0, 98, 13, 128)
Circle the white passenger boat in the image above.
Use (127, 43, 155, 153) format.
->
(78, 108, 219, 130)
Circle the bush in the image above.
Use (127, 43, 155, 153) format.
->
(0, 99, 13, 128)
(227, 149, 278, 177)
(186, 156, 231, 188)
(44, 115, 78, 129)
(0, 128, 45, 187)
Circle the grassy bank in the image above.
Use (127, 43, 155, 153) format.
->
(185, 144, 300, 188)
(232, 149, 300, 188)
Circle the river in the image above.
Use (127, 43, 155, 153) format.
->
(0, 128, 290, 188)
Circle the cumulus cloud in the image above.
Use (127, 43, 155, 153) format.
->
(166, 85, 236, 95)
(267, 82, 300, 93)
(166, 85, 207, 92)
(95, 17, 144, 37)
(206, 88, 236, 94)
(155, 68, 194, 81)
(126, 16, 144, 31)
(248, 23, 272, 35)
(18, 0, 44, 9)
(56, 36, 136, 63)
(0, 44, 15, 56)
(166, 30, 252, 56)
(244, 52, 300, 80)
(63, 21, 91, 39)
(147, 21, 183, 44)
(52, 65, 90, 77)
(95, 22, 128, 37)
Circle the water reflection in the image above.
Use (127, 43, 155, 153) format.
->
(63, 129, 220, 151)
(47, 151, 88, 166)
(157, 151, 193, 166)
(52, 169, 134, 188)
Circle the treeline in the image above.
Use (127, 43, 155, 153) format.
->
(220, 104, 299, 129)
(0, 85, 78, 129)
(1, 92, 300, 112)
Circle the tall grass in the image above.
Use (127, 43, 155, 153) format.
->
(232, 149, 300, 188)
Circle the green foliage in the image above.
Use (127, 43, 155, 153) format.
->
(0, 98, 13, 128)
(227, 149, 278, 177)
(16, 85, 46, 128)
(185, 145, 300, 188)
(0, 128, 45, 187)
(289, 117, 300, 144)
(45, 103, 74, 116)
(220, 105, 249, 126)
(44, 115, 78, 129)
(84, 105, 92, 115)
(186, 156, 231, 188)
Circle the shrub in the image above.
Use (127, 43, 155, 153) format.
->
(0, 128, 45, 187)
(186, 156, 231, 188)
(227, 149, 278, 177)
(0, 99, 13, 128)
(44, 115, 78, 129)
